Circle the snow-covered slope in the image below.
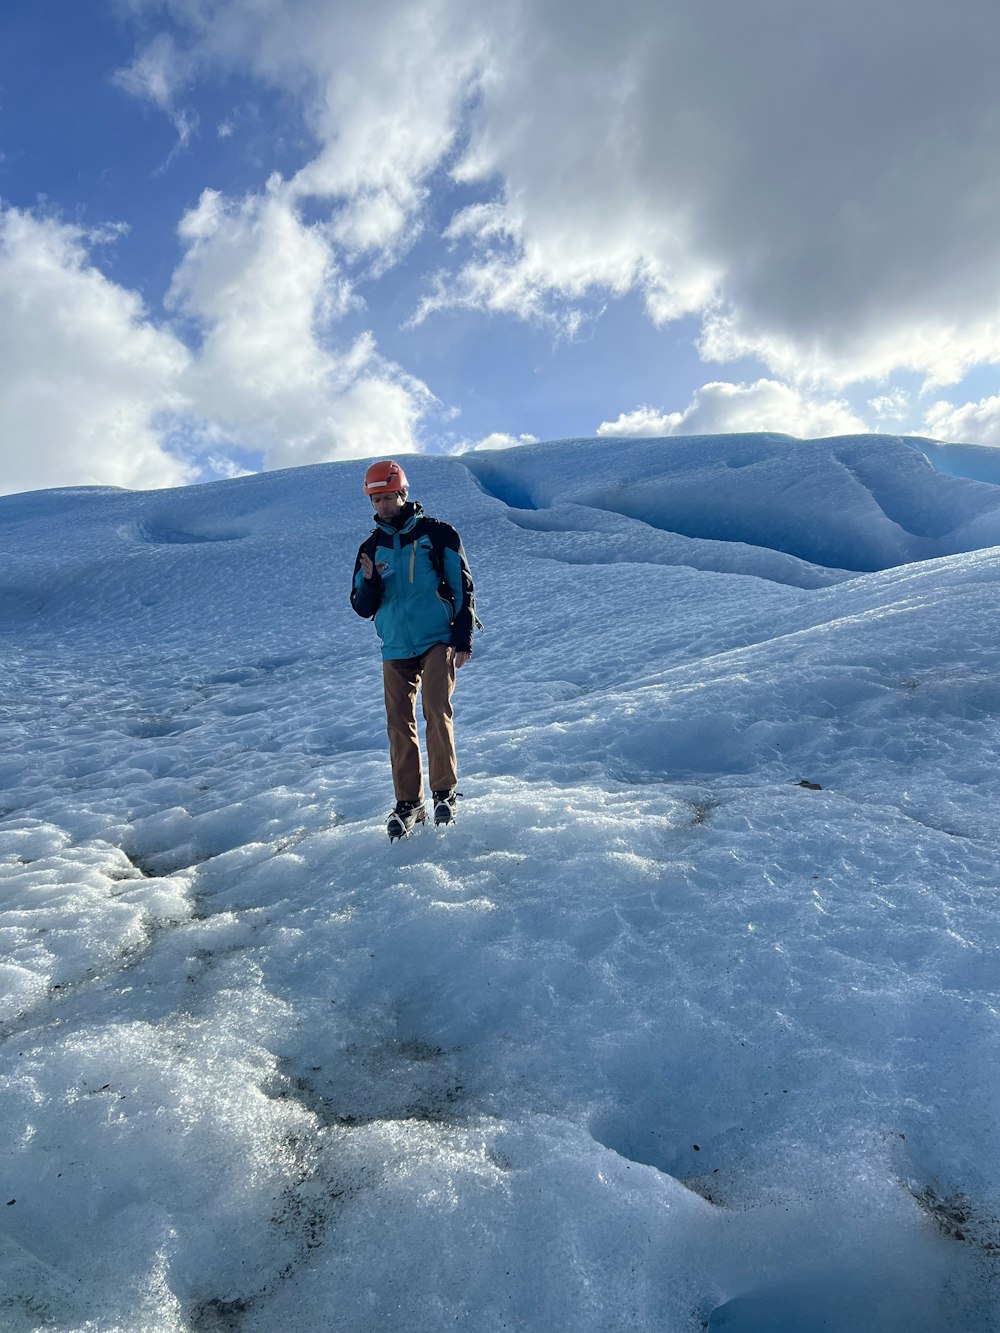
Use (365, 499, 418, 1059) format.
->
(2, 434, 999, 1332)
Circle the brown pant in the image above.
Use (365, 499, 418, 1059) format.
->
(382, 643, 457, 802)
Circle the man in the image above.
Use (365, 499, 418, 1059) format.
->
(350, 460, 477, 840)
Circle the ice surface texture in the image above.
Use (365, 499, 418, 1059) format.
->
(1, 434, 998, 1331)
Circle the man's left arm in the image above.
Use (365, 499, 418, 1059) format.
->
(441, 525, 476, 657)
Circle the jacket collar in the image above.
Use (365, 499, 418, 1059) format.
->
(374, 500, 422, 534)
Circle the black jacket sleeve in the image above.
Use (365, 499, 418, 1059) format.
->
(350, 536, 383, 618)
(442, 526, 476, 654)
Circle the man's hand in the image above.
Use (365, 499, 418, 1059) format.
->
(453, 650, 471, 669)
(360, 553, 386, 579)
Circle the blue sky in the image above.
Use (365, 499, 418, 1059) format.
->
(2, 0, 1000, 494)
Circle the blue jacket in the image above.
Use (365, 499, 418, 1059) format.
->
(350, 502, 476, 661)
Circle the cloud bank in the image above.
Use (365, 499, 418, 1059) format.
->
(125, 0, 1000, 382)
(0, 208, 194, 495)
(168, 183, 436, 468)
(925, 396, 1000, 449)
(7, 0, 1000, 491)
(597, 381, 868, 440)
(0, 193, 437, 494)
(121, 1, 1000, 414)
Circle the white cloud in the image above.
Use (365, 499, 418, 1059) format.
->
(0, 206, 195, 495)
(868, 389, 911, 423)
(451, 431, 539, 454)
(112, 32, 198, 160)
(276, 11, 485, 261)
(598, 381, 868, 439)
(202, 454, 255, 479)
(113, 32, 182, 110)
(121, 0, 486, 260)
(169, 182, 437, 466)
(697, 310, 1000, 392)
(923, 396, 1000, 448)
(597, 406, 683, 438)
(411, 210, 715, 336)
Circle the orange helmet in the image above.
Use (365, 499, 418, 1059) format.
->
(363, 459, 409, 496)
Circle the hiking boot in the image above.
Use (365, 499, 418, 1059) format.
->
(432, 788, 458, 826)
(387, 799, 427, 840)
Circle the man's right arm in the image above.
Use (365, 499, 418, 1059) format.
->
(350, 541, 383, 618)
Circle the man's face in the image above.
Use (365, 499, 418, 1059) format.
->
(371, 490, 406, 519)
